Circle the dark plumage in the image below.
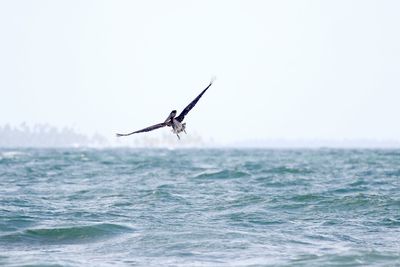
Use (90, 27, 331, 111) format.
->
(116, 79, 214, 139)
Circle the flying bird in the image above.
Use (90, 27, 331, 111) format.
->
(116, 79, 214, 139)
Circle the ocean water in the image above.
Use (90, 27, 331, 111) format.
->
(0, 148, 399, 267)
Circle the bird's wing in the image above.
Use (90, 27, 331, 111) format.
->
(116, 122, 167, 137)
(175, 79, 214, 122)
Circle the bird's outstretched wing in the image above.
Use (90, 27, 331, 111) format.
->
(175, 79, 214, 122)
(116, 122, 167, 137)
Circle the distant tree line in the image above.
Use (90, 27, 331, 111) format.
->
(0, 123, 107, 147)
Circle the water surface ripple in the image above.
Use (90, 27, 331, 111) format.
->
(0, 148, 399, 266)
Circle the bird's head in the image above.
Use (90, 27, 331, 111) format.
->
(164, 110, 177, 123)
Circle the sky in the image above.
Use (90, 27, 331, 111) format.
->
(1, 0, 399, 145)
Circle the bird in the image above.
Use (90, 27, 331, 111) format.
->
(116, 78, 214, 139)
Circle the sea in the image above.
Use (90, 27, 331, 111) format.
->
(0, 148, 399, 267)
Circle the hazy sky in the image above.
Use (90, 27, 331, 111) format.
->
(1, 0, 399, 144)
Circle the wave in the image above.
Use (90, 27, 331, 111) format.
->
(0, 151, 30, 163)
(193, 170, 249, 179)
(0, 151, 29, 159)
(265, 166, 313, 174)
(285, 192, 396, 207)
(0, 223, 133, 245)
(0, 216, 36, 232)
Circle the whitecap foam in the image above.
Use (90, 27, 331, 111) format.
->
(0, 151, 29, 159)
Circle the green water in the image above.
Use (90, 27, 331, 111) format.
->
(0, 148, 399, 266)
